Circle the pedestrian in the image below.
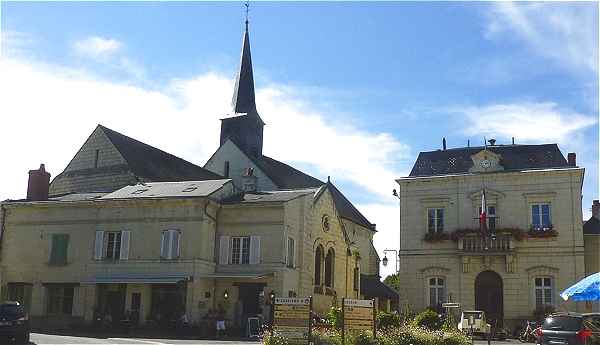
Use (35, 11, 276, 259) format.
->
(216, 305, 226, 338)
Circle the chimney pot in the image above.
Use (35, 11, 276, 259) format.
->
(593, 200, 600, 219)
(27, 164, 51, 201)
(567, 152, 576, 166)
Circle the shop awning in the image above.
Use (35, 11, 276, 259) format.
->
(86, 273, 191, 284)
(197, 272, 274, 279)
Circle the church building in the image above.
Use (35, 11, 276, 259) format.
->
(0, 20, 395, 332)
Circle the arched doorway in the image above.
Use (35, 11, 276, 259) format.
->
(475, 270, 503, 327)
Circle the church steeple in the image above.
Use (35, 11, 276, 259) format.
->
(219, 15, 264, 158)
(231, 21, 257, 114)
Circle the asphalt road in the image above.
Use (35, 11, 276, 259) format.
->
(6, 333, 262, 345)
(0, 333, 526, 345)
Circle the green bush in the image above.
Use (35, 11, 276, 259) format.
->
(352, 331, 379, 345)
(312, 328, 343, 345)
(442, 332, 470, 345)
(377, 312, 402, 330)
(263, 332, 289, 345)
(413, 309, 443, 330)
(326, 307, 343, 330)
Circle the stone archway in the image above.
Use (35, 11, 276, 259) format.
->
(475, 270, 504, 328)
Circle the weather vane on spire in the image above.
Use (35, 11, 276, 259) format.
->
(244, 0, 250, 30)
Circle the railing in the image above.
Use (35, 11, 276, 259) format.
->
(459, 234, 512, 253)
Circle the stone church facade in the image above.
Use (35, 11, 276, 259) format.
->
(396, 142, 589, 330)
(0, 22, 394, 331)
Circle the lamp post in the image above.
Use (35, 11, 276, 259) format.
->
(392, 188, 401, 272)
(382, 249, 399, 274)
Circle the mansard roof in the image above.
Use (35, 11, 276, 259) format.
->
(409, 144, 570, 177)
(584, 216, 600, 235)
(98, 125, 222, 182)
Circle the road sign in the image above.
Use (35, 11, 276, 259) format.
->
(442, 302, 461, 308)
(273, 296, 312, 345)
(342, 298, 376, 345)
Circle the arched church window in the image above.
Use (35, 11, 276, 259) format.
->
(314, 245, 324, 286)
(325, 248, 335, 288)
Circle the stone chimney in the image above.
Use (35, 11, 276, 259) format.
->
(27, 164, 51, 201)
(593, 200, 599, 220)
(567, 152, 577, 166)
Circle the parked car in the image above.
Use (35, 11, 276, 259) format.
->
(458, 310, 491, 337)
(0, 301, 30, 344)
(537, 312, 600, 345)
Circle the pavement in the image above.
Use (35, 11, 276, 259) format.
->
(0, 333, 527, 345)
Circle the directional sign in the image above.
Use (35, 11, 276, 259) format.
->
(342, 298, 376, 344)
(273, 296, 312, 345)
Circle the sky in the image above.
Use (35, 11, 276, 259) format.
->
(1, 2, 598, 278)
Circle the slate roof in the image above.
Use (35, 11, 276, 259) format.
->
(100, 125, 223, 182)
(583, 216, 600, 235)
(231, 25, 257, 115)
(101, 179, 232, 200)
(328, 183, 375, 231)
(360, 274, 399, 300)
(222, 188, 318, 204)
(257, 155, 324, 189)
(409, 144, 570, 177)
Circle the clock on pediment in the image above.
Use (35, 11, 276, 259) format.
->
(469, 149, 504, 173)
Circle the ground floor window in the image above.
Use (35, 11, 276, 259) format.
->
(535, 277, 553, 307)
(428, 277, 445, 308)
(150, 284, 186, 324)
(46, 285, 74, 315)
(6, 283, 32, 312)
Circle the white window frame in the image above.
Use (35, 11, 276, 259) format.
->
(428, 276, 446, 307)
(427, 208, 445, 233)
(230, 236, 250, 265)
(287, 237, 295, 268)
(531, 203, 552, 230)
(161, 229, 181, 260)
(534, 276, 553, 307)
(105, 231, 122, 260)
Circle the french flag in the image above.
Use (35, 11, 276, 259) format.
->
(480, 189, 487, 236)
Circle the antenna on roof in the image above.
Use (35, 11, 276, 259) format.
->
(442, 137, 447, 150)
(467, 140, 470, 148)
(512, 137, 515, 145)
(484, 136, 487, 149)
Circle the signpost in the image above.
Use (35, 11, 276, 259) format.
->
(272, 297, 312, 345)
(342, 298, 376, 345)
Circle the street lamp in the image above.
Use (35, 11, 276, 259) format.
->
(223, 289, 229, 300)
(382, 249, 399, 274)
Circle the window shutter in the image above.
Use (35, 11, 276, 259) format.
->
(250, 236, 261, 264)
(169, 230, 180, 259)
(94, 231, 104, 260)
(219, 236, 230, 265)
(120, 231, 131, 260)
(160, 231, 169, 259)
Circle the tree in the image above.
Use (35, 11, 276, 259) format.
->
(384, 273, 400, 291)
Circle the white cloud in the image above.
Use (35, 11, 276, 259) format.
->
(485, 2, 598, 73)
(455, 102, 596, 143)
(357, 202, 399, 278)
(0, 55, 408, 211)
(73, 36, 122, 60)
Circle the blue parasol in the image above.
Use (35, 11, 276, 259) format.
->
(560, 272, 600, 301)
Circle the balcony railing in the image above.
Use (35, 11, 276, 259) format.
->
(459, 234, 512, 253)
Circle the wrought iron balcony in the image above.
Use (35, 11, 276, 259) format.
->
(458, 234, 512, 253)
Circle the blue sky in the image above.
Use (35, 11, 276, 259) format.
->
(1, 2, 598, 277)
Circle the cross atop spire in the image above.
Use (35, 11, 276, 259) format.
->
(231, 3, 257, 115)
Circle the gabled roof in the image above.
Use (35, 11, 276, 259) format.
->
(222, 188, 319, 204)
(360, 274, 399, 300)
(221, 137, 324, 189)
(584, 216, 600, 235)
(409, 144, 570, 177)
(316, 181, 376, 231)
(99, 125, 223, 182)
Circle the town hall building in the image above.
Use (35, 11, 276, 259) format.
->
(395, 140, 595, 330)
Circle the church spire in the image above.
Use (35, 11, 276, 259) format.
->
(231, 14, 257, 114)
